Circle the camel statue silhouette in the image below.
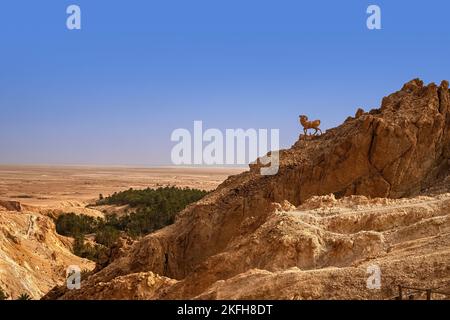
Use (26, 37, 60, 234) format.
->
(299, 115, 322, 136)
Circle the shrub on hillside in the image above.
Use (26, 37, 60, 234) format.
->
(73, 235, 106, 261)
(55, 186, 208, 262)
(95, 225, 120, 247)
(17, 293, 32, 300)
(55, 213, 99, 237)
(97, 186, 207, 211)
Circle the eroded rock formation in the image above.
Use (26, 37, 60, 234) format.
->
(46, 79, 450, 300)
(0, 203, 94, 299)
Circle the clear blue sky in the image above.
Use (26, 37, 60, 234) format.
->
(1, 0, 449, 166)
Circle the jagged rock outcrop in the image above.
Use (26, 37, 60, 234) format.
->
(43, 271, 176, 300)
(51, 79, 450, 300)
(0, 204, 94, 299)
(272, 79, 450, 201)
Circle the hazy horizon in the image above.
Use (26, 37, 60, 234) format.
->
(0, 163, 248, 169)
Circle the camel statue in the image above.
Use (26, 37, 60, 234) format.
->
(299, 115, 322, 136)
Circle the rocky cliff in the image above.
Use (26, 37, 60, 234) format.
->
(47, 79, 450, 300)
(0, 201, 94, 299)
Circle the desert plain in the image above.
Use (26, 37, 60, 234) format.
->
(0, 165, 244, 207)
(0, 165, 244, 298)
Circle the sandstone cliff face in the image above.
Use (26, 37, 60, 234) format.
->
(52, 80, 450, 300)
(270, 78, 450, 201)
(0, 201, 94, 299)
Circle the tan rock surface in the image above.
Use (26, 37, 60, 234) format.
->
(51, 271, 177, 300)
(51, 79, 450, 300)
(0, 204, 94, 299)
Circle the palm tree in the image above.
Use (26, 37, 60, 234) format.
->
(17, 293, 32, 300)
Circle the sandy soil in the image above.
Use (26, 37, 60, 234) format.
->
(0, 165, 245, 207)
